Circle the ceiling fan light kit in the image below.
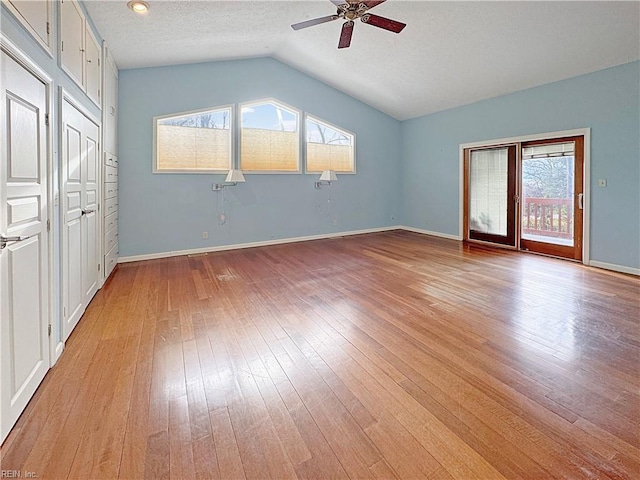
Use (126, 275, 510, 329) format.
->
(291, 0, 406, 49)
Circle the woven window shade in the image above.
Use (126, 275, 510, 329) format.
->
(307, 143, 353, 172)
(157, 125, 230, 170)
(241, 129, 298, 171)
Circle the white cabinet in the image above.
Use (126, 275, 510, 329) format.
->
(101, 44, 118, 281)
(102, 154, 118, 280)
(59, 0, 101, 107)
(1, 0, 53, 55)
(84, 28, 101, 105)
(60, 0, 83, 86)
(102, 45, 118, 155)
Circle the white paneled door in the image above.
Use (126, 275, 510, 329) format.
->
(0, 51, 50, 442)
(61, 97, 99, 341)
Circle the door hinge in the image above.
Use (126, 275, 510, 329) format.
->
(47, 219, 51, 232)
(98, 263, 101, 272)
(45, 113, 49, 126)
(63, 306, 66, 318)
(61, 40, 64, 52)
(48, 324, 52, 337)
(46, 22, 50, 35)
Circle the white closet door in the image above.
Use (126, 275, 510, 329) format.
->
(62, 100, 84, 338)
(0, 51, 50, 443)
(61, 98, 100, 341)
(83, 121, 100, 301)
(60, 0, 84, 87)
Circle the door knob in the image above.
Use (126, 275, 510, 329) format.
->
(1, 235, 30, 250)
(81, 209, 95, 216)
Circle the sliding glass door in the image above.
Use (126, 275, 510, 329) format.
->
(465, 145, 517, 246)
(520, 137, 584, 260)
(464, 136, 584, 261)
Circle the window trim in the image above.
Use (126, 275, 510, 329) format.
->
(303, 113, 356, 174)
(239, 98, 302, 174)
(152, 104, 234, 174)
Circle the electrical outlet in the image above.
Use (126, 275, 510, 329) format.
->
(202, 232, 208, 239)
(332, 219, 338, 226)
(598, 179, 607, 187)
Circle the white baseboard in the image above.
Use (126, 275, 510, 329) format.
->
(588, 260, 640, 276)
(400, 225, 462, 241)
(118, 226, 403, 263)
(52, 341, 64, 366)
(118, 226, 638, 277)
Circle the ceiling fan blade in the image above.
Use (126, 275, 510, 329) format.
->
(361, 13, 406, 33)
(291, 15, 339, 31)
(338, 21, 354, 49)
(362, 0, 387, 9)
(329, 0, 349, 7)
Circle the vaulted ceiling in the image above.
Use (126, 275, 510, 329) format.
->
(84, 1, 640, 120)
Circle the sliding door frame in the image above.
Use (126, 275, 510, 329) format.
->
(459, 128, 591, 265)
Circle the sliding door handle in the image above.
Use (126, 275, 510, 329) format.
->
(1, 234, 30, 250)
(578, 193, 584, 210)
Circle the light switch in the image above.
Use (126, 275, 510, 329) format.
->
(598, 179, 607, 187)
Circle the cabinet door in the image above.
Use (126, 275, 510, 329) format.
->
(2, 0, 52, 54)
(60, 0, 84, 88)
(84, 26, 101, 106)
(103, 48, 118, 154)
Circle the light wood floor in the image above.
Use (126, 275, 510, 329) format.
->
(2, 231, 639, 479)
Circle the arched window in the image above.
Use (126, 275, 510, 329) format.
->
(240, 99, 300, 173)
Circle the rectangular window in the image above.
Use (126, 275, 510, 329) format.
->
(305, 115, 355, 173)
(240, 100, 300, 172)
(154, 106, 232, 173)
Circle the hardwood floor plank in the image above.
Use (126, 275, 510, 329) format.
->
(2, 231, 638, 479)
(209, 407, 246, 480)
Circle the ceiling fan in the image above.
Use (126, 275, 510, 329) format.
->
(291, 0, 406, 49)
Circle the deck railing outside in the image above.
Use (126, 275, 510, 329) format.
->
(522, 197, 573, 239)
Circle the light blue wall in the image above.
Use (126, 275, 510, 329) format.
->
(1, 2, 103, 345)
(401, 61, 640, 270)
(118, 58, 401, 257)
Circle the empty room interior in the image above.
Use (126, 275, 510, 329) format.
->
(1, 0, 639, 478)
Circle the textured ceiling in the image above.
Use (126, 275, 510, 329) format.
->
(84, 1, 640, 120)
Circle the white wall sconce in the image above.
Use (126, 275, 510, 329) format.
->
(315, 170, 338, 189)
(213, 169, 246, 191)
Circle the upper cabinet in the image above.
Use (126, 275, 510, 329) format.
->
(84, 28, 101, 105)
(102, 44, 118, 155)
(60, 0, 101, 108)
(60, 0, 83, 86)
(1, 0, 53, 56)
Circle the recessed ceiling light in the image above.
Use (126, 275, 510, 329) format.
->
(127, 1, 149, 14)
